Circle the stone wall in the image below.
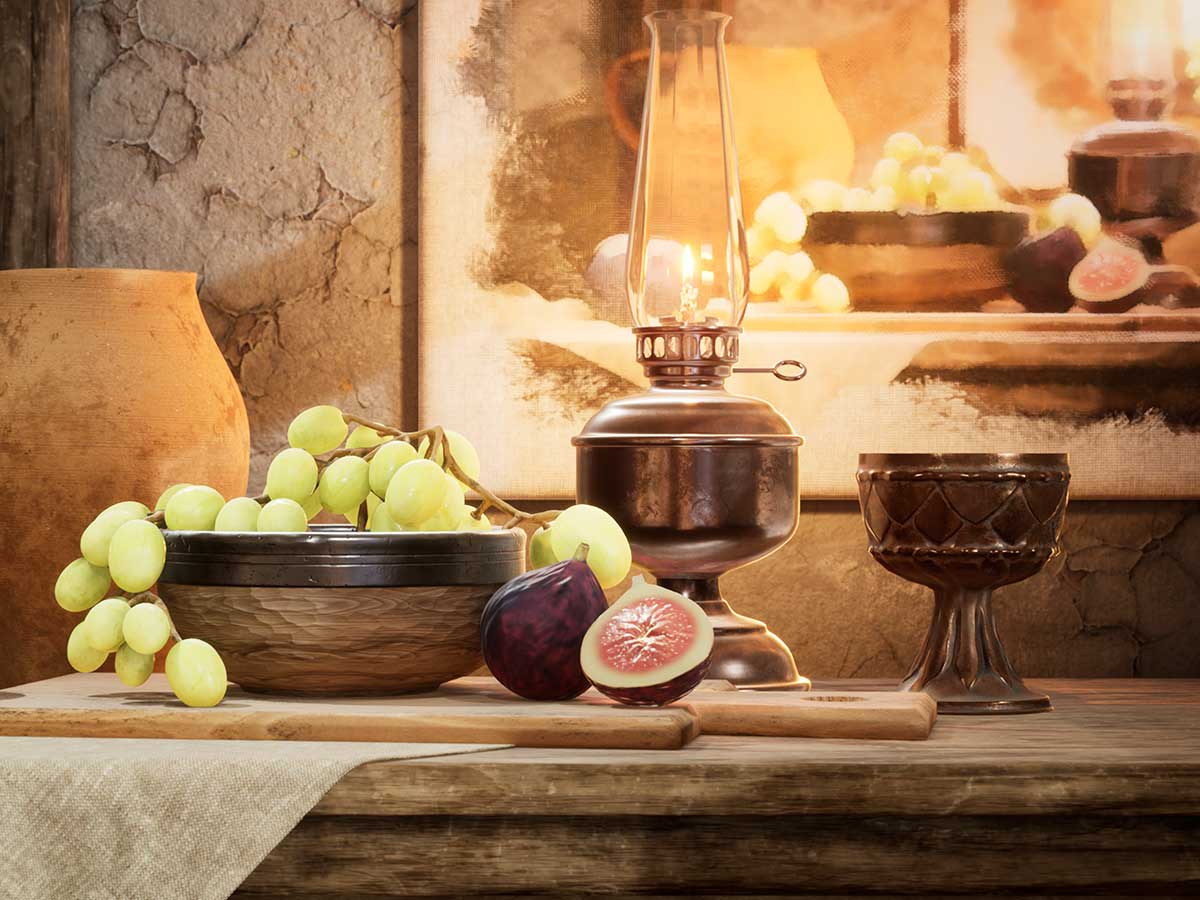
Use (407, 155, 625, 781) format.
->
(69, 0, 1199, 678)
(71, 0, 419, 483)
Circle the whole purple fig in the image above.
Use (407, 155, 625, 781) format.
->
(480, 544, 608, 701)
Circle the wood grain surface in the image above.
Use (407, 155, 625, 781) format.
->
(0, 674, 935, 748)
(0, 0, 70, 268)
(233, 680, 1199, 898)
(311, 679, 1200, 819)
(161, 583, 501, 695)
(0, 674, 698, 751)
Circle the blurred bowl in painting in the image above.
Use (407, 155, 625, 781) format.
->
(803, 209, 1031, 312)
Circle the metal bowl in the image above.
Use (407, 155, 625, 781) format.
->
(158, 526, 526, 696)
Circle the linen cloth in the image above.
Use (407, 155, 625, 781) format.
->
(0, 736, 503, 900)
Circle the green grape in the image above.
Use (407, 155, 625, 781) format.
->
(942, 170, 998, 211)
(418, 430, 481, 485)
(83, 597, 130, 652)
(344, 492, 381, 527)
(883, 131, 923, 164)
(67, 622, 108, 673)
(80, 500, 150, 566)
(165, 638, 227, 707)
(115, 644, 154, 687)
(869, 157, 902, 191)
(529, 526, 557, 568)
(1046, 192, 1102, 246)
(457, 505, 492, 531)
(414, 474, 465, 531)
(797, 179, 846, 213)
(287, 405, 348, 454)
(258, 498, 308, 532)
(811, 273, 851, 313)
(319, 456, 371, 515)
(54, 557, 110, 612)
(213, 496, 262, 532)
(300, 488, 322, 521)
(549, 504, 632, 590)
(266, 447, 318, 502)
(345, 425, 386, 449)
(368, 501, 399, 532)
(385, 458, 447, 526)
(154, 483, 191, 511)
(840, 187, 873, 212)
(164, 484, 225, 531)
(107, 519, 166, 593)
(369, 440, 418, 496)
(940, 151, 973, 176)
(122, 602, 171, 655)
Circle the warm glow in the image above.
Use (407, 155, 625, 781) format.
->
(1109, 0, 1172, 81)
(678, 245, 699, 323)
(680, 245, 695, 282)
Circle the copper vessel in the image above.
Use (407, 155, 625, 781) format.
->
(574, 324, 808, 690)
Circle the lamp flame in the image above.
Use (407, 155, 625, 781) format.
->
(679, 245, 699, 323)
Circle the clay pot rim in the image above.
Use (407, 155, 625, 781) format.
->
(0, 267, 197, 287)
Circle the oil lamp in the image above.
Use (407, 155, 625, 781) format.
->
(1070, 0, 1200, 234)
(573, 10, 808, 689)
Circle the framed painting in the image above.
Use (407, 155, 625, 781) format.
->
(419, 0, 1200, 499)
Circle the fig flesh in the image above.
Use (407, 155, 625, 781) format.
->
(1003, 226, 1086, 313)
(481, 544, 608, 701)
(1068, 236, 1152, 313)
(580, 576, 714, 707)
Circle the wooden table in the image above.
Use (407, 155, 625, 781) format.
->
(233, 680, 1200, 898)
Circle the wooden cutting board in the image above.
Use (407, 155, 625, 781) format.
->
(0, 674, 935, 749)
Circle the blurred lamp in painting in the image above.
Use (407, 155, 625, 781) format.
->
(1070, 0, 1200, 227)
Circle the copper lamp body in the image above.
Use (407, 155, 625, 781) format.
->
(574, 325, 808, 690)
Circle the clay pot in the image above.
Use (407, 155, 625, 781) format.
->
(0, 269, 249, 689)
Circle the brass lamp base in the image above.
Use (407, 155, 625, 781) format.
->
(660, 578, 810, 691)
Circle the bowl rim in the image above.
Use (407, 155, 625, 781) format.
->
(160, 524, 527, 588)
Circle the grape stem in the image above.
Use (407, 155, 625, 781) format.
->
(154, 598, 184, 644)
(339, 415, 563, 529)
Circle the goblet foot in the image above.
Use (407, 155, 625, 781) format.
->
(659, 577, 810, 690)
(904, 585, 1051, 714)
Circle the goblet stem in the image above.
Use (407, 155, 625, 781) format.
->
(658, 577, 809, 690)
(903, 584, 1051, 714)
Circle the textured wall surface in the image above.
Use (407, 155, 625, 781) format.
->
(724, 500, 1200, 678)
(68, 0, 1198, 678)
(71, 0, 418, 484)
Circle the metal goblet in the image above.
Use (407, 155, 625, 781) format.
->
(857, 453, 1070, 714)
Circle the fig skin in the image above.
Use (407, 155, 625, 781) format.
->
(480, 545, 607, 702)
(591, 658, 712, 707)
(1003, 226, 1087, 313)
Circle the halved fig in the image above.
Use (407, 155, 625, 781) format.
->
(1068, 236, 1152, 313)
(580, 576, 714, 707)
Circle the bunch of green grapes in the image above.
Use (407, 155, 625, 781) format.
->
(54, 489, 227, 707)
(793, 132, 1005, 217)
(745, 193, 850, 313)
